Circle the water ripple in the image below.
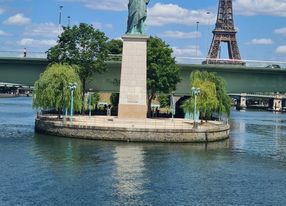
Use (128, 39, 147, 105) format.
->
(1, 99, 286, 205)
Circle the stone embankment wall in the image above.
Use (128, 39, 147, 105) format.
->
(35, 119, 230, 143)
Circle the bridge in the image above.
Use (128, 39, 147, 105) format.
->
(1, 57, 286, 96)
(229, 93, 286, 99)
(229, 93, 286, 112)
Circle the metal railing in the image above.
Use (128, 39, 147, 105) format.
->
(1, 50, 286, 69)
(0, 51, 47, 58)
(229, 93, 286, 99)
(176, 56, 286, 69)
(0, 51, 121, 61)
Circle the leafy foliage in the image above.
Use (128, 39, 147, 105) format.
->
(46, 23, 109, 112)
(195, 80, 218, 120)
(182, 98, 193, 115)
(85, 92, 100, 110)
(33, 64, 82, 113)
(106, 39, 123, 61)
(158, 94, 170, 109)
(183, 70, 231, 121)
(90, 93, 100, 108)
(147, 36, 181, 117)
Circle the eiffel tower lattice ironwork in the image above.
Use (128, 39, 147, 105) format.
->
(204, 0, 245, 65)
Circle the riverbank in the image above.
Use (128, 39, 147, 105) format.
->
(0, 93, 30, 98)
(35, 115, 230, 143)
(0, 94, 16, 98)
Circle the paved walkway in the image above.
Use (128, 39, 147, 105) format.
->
(40, 114, 227, 130)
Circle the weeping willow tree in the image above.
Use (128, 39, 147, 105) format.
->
(182, 70, 231, 122)
(33, 64, 82, 117)
(182, 98, 193, 118)
(205, 72, 232, 117)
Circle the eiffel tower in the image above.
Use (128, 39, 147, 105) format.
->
(204, 0, 245, 65)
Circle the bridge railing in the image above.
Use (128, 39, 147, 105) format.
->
(176, 57, 286, 69)
(1, 51, 286, 69)
(228, 93, 286, 98)
(0, 51, 47, 58)
(0, 51, 122, 61)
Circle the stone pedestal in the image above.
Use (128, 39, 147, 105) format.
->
(118, 35, 148, 119)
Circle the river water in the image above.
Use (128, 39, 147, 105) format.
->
(1, 98, 286, 206)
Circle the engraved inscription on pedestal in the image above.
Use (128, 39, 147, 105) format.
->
(127, 95, 139, 104)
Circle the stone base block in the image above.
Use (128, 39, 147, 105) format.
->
(118, 104, 147, 119)
(118, 35, 148, 120)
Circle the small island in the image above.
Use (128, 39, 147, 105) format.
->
(35, 115, 229, 143)
(33, 2, 230, 143)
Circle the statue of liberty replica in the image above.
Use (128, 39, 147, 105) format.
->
(118, 0, 150, 119)
(127, 0, 150, 35)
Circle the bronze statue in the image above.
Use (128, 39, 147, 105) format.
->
(127, 0, 150, 35)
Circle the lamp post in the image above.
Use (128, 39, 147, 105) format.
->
(170, 91, 175, 120)
(191, 87, 200, 128)
(88, 90, 92, 117)
(58, 5, 63, 35)
(67, 16, 71, 28)
(68, 82, 77, 125)
(196, 21, 200, 57)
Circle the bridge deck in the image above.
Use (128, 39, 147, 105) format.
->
(0, 57, 286, 94)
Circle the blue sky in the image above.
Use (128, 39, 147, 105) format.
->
(1, 0, 286, 62)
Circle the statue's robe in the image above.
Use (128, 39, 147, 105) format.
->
(127, 0, 149, 34)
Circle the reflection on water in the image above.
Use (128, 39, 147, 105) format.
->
(113, 146, 146, 198)
(230, 110, 286, 161)
(1, 98, 286, 205)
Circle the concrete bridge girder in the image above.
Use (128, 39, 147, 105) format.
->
(1, 58, 286, 95)
(229, 93, 285, 111)
(272, 95, 283, 112)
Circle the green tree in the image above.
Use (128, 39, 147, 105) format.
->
(181, 98, 193, 118)
(207, 73, 231, 118)
(85, 92, 100, 112)
(46, 23, 109, 112)
(158, 94, 170, 109)
(195, 80, 218, 121)
(106, 39, 123, 61)
(33, 64, 82, 117)
(147, 36, 181, 117)
(90, 93, 100, 108)
(183, 70, 231, 122)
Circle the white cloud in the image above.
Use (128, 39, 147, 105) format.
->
(275, 27, 286, 36)
(23, 23, 60, 38)
(276, 45, 286, 53)
(0, 30, 8, 36)
(172, 46, 202, 57)
(147, 3, 215, 26)
(160, 31, 201, 39)
(234, 0, 286, 16)
(4, 13, 31, 25)
(18, 38, 57, 48)
(246, 38, 274, 45)
(62, 0, 128, 11)
(92, 22, 113, 30)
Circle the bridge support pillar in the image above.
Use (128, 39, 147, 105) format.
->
(272, 95, 283, 112)
(239, 93, 247, 110)
(16, 88, 20, 96)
